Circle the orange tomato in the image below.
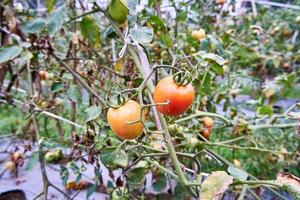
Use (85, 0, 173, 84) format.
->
(39, 70, 49, 80)
(107, 100, 144, 140)
(153, 76, 195, 116)
(201, 129, 211, 140)
(202, 117, 214, 128)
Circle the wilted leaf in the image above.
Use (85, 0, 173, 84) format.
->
(276, 172, 300, 199)
(0, 45, 23, 64)
(85, 106, 101, 123)
(130, 27, 154, 44)
(80, 16, 101, 48)
(201, 171, 233, 200)
(227, 166, 248, 180)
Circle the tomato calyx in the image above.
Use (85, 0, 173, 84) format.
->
(106, 89, 126, 109)
(172, 70, 193, 86)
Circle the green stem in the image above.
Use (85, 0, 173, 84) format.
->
(202, 141, 293, 155)
(250, 123, 297, 130)
(176, 110, 231, 124)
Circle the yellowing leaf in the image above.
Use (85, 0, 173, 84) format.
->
(201, 171, 233, 200)
(114, 59, 124, 72)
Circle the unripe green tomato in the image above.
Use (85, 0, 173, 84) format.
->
(54, 149, 63, 160)
(45, 152, 56, 163)
(6, 161, 16, 171)
(108, 0, 128, 24)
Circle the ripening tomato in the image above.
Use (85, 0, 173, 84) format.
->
(39, 70, 49, 80)
(191, 29, 206, 41)
(202, 117, 214, 128)
(107, 100, 144, 140)
(200, 129, 211, 140)
(153, 76, 195, 116)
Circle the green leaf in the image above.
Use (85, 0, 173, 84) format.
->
(257, 105, 273, 116)
(100, 147, 128, 169)
(203, 71, 211, 93)
(128, 167, 148, 188)
(47, 6, 67, 37)
(23, 18, 45, 33)
(227, 166, 248, 180)
(130, 27, 154, 44)
(148, 15, 172, 47)
(201, 171, 233, 200)
(0, 45, 23, 64)
(173, 183, 187, 200)
(114, 150, 128, 168)
(51, 82, 64, 92)
(46, 0, 56, 13)
(80, 16, 101, 48)
(60, 165, 69, 186)
(67, 85, 80, 102)
(85, 106, 101, 123)
(202, 53, 227, 66)
(25, 152, 38, 171)
(152, 173, 167, 192)
(86, 183, 97, 199)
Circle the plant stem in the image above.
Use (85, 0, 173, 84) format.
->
(250, 123, 297, 130)
(176, 110, 231, 124)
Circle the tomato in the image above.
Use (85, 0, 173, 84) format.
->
(107, 100, 144, 140)
(202, 117, 214, 128)
(39, 70, 49, 80)
(108, 0, 128, 24)
(66, 180, 84, 190)
(6, 161, 16, 171)
(216, 0, 225, 5)
(153, 76, 195, 116)
(191, 29, 206, 41)
(12, 152, 23, 161)
(200, 129, 211, 140)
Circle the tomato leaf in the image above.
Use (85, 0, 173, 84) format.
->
(130, 27, 154, 44)
(23, 18, 45, 33)
(47, 6, 67, 37)
(85, 106, 101, 123)
(86, 183, 97, 199)
(227, 166, 248, 180)
(80, 16, 101, 48)
(201, 171, 233, 200)
(25, 151, 38, 171)
(128, 167, 148, 189)
(173, 183, 187, 200)
(152, 173, 167, 192)
(46, 0, 56, 13)
(0, 45, 23, 64)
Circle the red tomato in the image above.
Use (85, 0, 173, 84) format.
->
(153, 76, 195, 116)
(107, 100, 144, 140)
